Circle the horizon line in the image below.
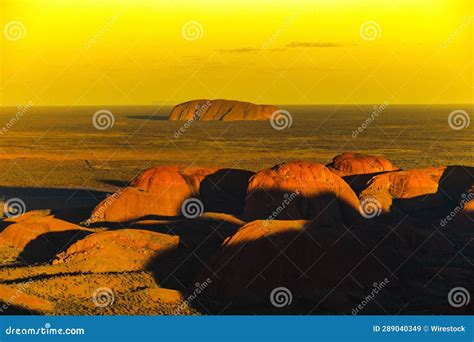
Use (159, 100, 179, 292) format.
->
(1, 103, 473, 108)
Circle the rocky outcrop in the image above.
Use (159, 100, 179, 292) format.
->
(196, 220, 395, 305)
(358, 167, 445, 215)
(168, 99, 278, 121)
(196, 218, 453, 308)
(0, 284, 54, 313)
(89, 166, 253, 222)
(358, 166, 474, 216)
(53, 229, 179, 272)
(327, 152, 399, 177)
(243, 162, 361, 224)
(0, 213, 92, 263)
(1, 153, 473, 315)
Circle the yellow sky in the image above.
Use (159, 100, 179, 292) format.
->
(1, 0, 473, 105)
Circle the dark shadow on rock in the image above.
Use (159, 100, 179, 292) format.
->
(127, 115, 168, 121)
(341, 171, 395, 196)
(437, 165, 474, 199)
(143, 216, 240, 292)
(200, 169, 254, 215)
(98, 179, 130, 187)
(52, 207, 100, 224)
(18, 230, 92, 264)
(0, 187, 108, 213)
(189, 221, 474, 314)
(243, 189, 361, 226)
(0, 303, 42, 315)
(84, 214, 182, 229)
(0, 271, 95, 285)
(393, 166, 473, 221)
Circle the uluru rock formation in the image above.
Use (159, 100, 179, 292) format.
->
(168, 99, 278, 121)
(327, 152, 399, 177)
(243, 162, 361, 224)
(89, 166, 254, 222)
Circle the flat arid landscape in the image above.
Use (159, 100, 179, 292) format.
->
(0, 0, 473, 321)
(1, 104, 472, 191)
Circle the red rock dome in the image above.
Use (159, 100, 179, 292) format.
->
(327, 152, 399, 177)
(168, 99, 278, 121)
(243, 162, 360, 224)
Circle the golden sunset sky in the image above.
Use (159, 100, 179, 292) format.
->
(1, 0, 473, 105)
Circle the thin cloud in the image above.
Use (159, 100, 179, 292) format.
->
(216, 47, 287, 53)
(215, 47, 260, 53)
(286, 42, 345, 48)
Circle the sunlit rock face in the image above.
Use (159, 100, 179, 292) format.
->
(168, 99, 278, 121)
